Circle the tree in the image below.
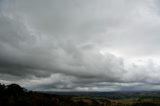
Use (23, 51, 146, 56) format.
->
(0, 83, 6, 95)
(6, 84, 25, 96)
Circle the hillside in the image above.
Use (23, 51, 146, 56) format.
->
(0, 83, 160, 106)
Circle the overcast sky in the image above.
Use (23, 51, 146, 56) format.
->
(0, 0, 160, 91)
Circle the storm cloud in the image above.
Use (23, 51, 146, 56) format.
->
(0, 0, 160, 91)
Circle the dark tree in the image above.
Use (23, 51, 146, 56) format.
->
(0, 83, 6, 95)
(6, 84, 25, 96)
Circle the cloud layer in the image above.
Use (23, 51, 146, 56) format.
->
(0, 0, 160, 91)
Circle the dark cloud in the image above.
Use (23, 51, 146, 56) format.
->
(0, 0, 160, 91)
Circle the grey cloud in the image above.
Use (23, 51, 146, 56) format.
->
(0, 0, 160, 91)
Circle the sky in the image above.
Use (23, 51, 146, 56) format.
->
(0, 0, 160, 91)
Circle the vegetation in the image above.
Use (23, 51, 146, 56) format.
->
(0, 83, 160, 106)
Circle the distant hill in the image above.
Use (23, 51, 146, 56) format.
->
(43, 91, 160, 99)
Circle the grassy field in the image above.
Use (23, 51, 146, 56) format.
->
(69, 97, 160, 106)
